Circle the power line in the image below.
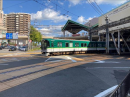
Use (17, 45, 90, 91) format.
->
(49, 0, 79, 18)
(93, 0, 104, 14)
(87, 0, 101, 15)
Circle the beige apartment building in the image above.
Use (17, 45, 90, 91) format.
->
(6, 13, 31, 35)
(0, 0, 7, 45)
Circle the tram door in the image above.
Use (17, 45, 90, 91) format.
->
(70, 42, 73, 51)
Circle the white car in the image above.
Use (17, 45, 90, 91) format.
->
(19, 46, 28, 51)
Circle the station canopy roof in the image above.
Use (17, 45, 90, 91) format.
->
(62, 20, 89, 34)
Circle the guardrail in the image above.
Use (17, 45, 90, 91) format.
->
(110, 71, 130, 97)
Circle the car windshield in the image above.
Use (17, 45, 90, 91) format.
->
(10, 46, 15, 48)
(22, 46, 26, 48)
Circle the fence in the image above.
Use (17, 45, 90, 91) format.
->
(110, 71, 130, 97)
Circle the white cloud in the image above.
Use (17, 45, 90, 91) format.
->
(87, 17, 93, 21)
(68, 0, 80, 5)
(19, 6, 22, 8)
(68, 0, 127, 5)
(68, 0, 85, 5)
(77, 16, 85, 24)
(89, 0, 128, 5)
(38, 25, 67, 37)
(58, 1, 64, 5)
(77, 16, 96, 24)
(31, 8, 71, 23)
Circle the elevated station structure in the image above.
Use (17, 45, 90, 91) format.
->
(60, 1, 130, 55)
(90, 1, 130, 55)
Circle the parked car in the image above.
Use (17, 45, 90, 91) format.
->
(0, 46, 2, 50)
(9, 46, 16, 51)
(1, 45, 5, 49)
(19, 46, 28, 51)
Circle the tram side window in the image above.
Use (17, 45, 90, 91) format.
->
(84, 43, 87, 47)
(98, 43, 102, 47)
(57, 42, 60, 47)
(59, 42, 62, 47)
(91, 43, 94, 47)
(102, 43, 105, 47)
(93, 43, 96, 47)
(77, 43, 79, 47)
(75, 43, 79, 47)
(75, 43, 77, 47)
(65, 43, 69, 47)
(81, 43, 84, 47)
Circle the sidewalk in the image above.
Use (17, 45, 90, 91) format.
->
(0, 50, 41, 57)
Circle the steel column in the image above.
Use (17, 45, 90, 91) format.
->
(111, 33, 119, 54)
(89, 32, 92, 41)
(120, 33, 130, 52)
(63, 31, 65, 37)
(99, 34, 101, 41)
(118, 30, 120, 55)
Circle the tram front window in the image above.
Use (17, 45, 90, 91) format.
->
(41, 40, 50, 50)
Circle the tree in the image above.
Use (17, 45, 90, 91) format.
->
(30, 26, 42, 44)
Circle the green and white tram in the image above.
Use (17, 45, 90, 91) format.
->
(41, 38, 116, 56)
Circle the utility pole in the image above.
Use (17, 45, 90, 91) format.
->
(89, 21, 92, 41)
(105, 16, 109, 54)
(28, 22, 30, 51)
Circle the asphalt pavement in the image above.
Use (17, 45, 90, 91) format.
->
(0, 54, 130, 97)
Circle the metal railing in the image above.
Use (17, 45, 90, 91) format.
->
(91, 16, 130, 33)
(110, 71, 130, 97)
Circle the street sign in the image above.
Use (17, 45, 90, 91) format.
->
(13, 33, 18, 39)
(28, 40, 32, 43)
(6, 33, 13, 39)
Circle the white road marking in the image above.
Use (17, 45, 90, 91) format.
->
(45, 57, 51, 62)
(11, 58, 20, 61)
(94, 85, 118, 97)
(49, 60, 63, 62)
(1, 59, 8, 61)
(94, 60, 119, 63)
(87, 67, 130, 69)
(66, 56, 77, 62)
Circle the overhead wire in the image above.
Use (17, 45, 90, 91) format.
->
(93, 0, 104, 14)
(49, 0, 80, 18)
(87, 0, 102, 16)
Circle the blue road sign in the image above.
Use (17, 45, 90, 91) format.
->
(6, 33, 13, 39)
(13, 33, 18, 39)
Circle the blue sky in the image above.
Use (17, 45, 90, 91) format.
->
(3, 0, 128, 36)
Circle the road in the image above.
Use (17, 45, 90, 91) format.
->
(0, 53, 130, 97)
